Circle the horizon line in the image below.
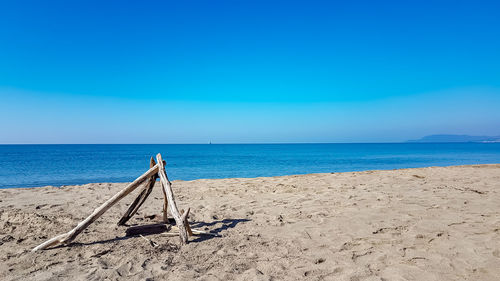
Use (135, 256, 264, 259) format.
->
(0, 141, 494, 145)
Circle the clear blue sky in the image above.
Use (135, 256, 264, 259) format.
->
(1, 0, 499, 143)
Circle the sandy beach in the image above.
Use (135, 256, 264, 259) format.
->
(1, 164, 499, 280)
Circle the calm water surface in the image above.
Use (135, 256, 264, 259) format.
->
(1, 143, 499, 188)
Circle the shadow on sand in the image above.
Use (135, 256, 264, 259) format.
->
(49, 218, 250, 249)
(190, 218, 250, 242)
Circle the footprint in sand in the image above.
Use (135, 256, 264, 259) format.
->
(493, 249, 500, 258)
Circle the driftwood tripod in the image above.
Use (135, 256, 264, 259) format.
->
(32, 153, 194, 252)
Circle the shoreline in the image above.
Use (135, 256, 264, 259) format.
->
(3, 163, 500, 190)
(1, 164, 500, 280)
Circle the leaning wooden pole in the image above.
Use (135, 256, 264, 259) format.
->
(32, 163, 160, 252)
(156, 153, 190, 244)
(161, 186, 169, 223)
(117, 157, 158, 226)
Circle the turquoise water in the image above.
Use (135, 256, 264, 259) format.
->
(1, 143, 499, 188)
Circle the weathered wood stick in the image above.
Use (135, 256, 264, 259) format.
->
(126, 223, 170, 236)
(30, 233, 69, 252)
(156, 153, 190, 244)
(182, 208, 194, 236)
(191, 229, 220, 237)
(163, 231, 220, 237)
(117, 157, 158, 226)
(161, 232, 181, 237)
(117, 184, 154, 225)
(32, 163, 160, 252)
(139, 234, 158, 247)
(161, 177, 169, 223)
(170, 226, 221, 237)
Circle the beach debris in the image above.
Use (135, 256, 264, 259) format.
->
(32, 153, 193, 252)
(125, 223, 171, 236)
(117, 157, 159, 226)
(139, 234, 159, 247)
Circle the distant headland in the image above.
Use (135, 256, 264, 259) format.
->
(408, 134, 500, 143)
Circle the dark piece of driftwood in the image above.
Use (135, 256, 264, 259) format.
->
(156, 153, 190, 244)
(180, 208, 194, 236)
(32, 163, 160, 252)
(118, 157, 158, 226)
(125, 223, 170, 236)
(161, 180, 169, 223)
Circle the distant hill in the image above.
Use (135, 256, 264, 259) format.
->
(408, 134, 500, 143)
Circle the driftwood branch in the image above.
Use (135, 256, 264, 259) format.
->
(125, 223, 170, 236)
(32, 163, 160, 252)
(156, 153, 190, 244)
(181, 208, 194, 236)
(139, 234, 159, 247)
(32, 153, 198, 252)
(117, 157, 158, 226)
(170, 225, 221, 237)
(160, 162, 169, 223)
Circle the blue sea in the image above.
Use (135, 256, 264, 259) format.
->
(1, 143, 500, 188)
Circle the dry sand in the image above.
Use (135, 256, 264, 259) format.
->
(1, 165, 500, 280)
